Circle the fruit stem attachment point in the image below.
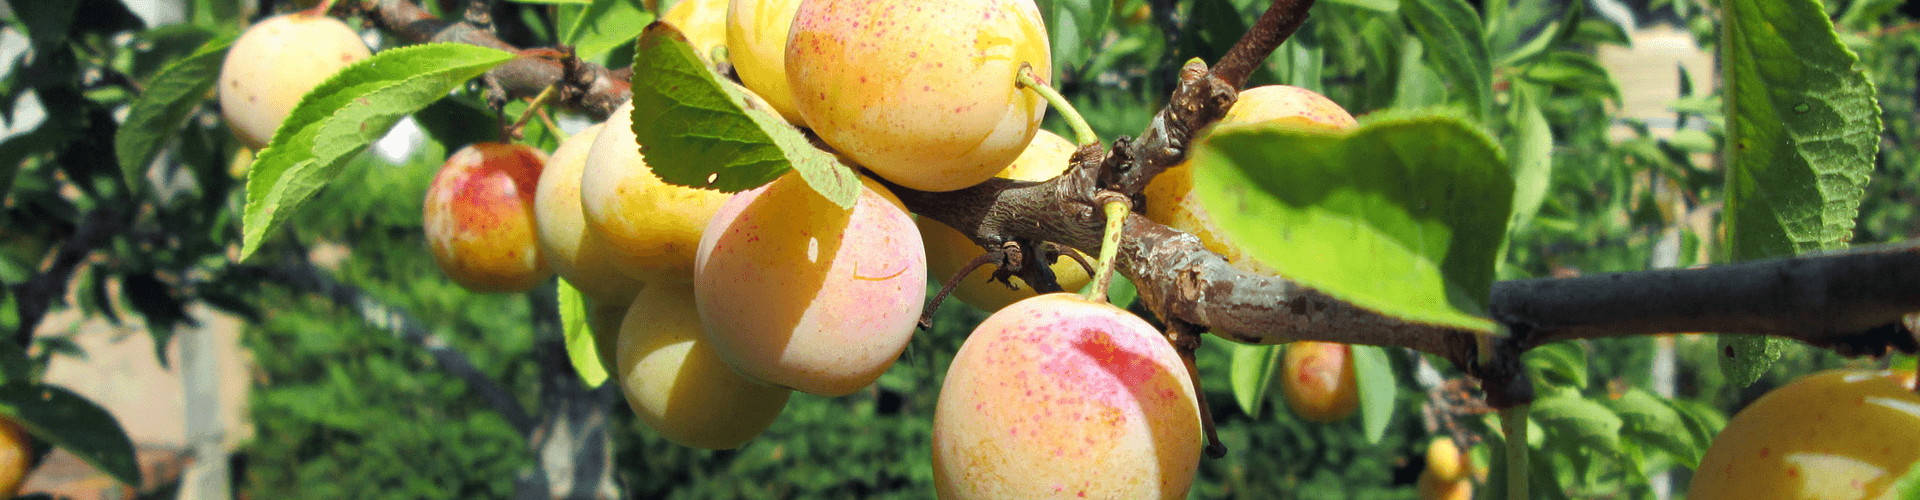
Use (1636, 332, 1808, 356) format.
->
(507, 83, 559, 140)
(1086, 193, 1130, 303)
(1017, 64, 1099, 148)
(1500, 404, 1530, 500)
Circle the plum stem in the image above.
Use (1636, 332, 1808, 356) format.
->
(507, 83, 558, 140)
(1500, 405, 1530, 500)
(1018, 64, 1099, 148)
(1087, 194, 1130, 303)
(919, 251, 1001, 331)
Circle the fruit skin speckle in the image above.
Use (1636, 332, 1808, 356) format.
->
(424, 143, 553, 293)
(785, 0, 1052, 192)
(932, 293, 1202, 499)
(1688, 369, 1920, 500)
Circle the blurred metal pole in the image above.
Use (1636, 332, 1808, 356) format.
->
(178, 305, 230, 500)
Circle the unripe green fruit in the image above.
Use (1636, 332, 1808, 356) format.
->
(726, 0, 806, 123)
(218, 13, 371, 150)
(933, 293, 1202, 499)
(1143, 85, 1356, 275)
(694, 173, 925, 397)
(424, 143, 553, 293)
(917, 130, 1089, 311)
(617, 281, 792, 450)
(786, 0, 1052, 192)
(581, 101, 732, 283)
(536, 123, 646, 304)
(1280, 341, 1359, 423)
(1690, 369, 1920, 500)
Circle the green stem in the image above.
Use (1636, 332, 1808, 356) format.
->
(508, 83, 559, 140)
(1017, 64, 1099, 148)
(1086, 198, 1129, 303)
(1501, 404, 1530, 500)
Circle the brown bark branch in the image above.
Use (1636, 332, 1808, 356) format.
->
(350, 0, 631, 120)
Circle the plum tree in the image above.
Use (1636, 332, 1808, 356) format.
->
(1280, 341, 1359, 423)
(786, 0, 1052, 192)
(581, 100, 732, 283)
(0, 416, 28, 498)
(1142, 85, 1356, 274)
(423, 143, 553, 293)
(726, 0, 806, 124)
(932, 293, 1201, 499)
(918, 130, 1091, 311)
(693, 172, 925, 397)
(1690, 369, 1920, 499)
(1417, 437, 1472, 500)
(663, 0, 730, 62)
(217, 13, 371, 151)
(616, 281, 792, 450)
(535, 123, 647, 305)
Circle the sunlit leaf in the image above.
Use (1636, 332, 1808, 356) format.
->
(240, 43, 515, 260)
(1190, 111, 1512, 333)
(559, 280, 609, 387)
(629, 22, 859, 207)
(1352, 345, 1395, 444)
(1228, 343, 1282, 418)
(116, 34, 232, 190)
(1718, 0, 1879, 387)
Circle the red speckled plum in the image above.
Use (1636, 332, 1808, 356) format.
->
(423, 143, 552, 293)
(693, 172, 925, 396)
(933, 293, 1201, 499)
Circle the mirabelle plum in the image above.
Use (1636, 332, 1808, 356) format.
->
(1690, 369, 1920, 500)
(694, 172, 925, 396)
(918, 130, 1089, 311)
(581, 101, 732, 283)
(0, 416, 27, 498)
(726, 0, 806, 123)
(932, 293, 1201, 499)
(664, 0, 729, 62)
(424, 143, 552, 293)
(617, 281, 792, 449)
(536, 123, 646, 304)
(1280, 341, 1359, 423)
(1424, 437, 1465, 483)
(1417, 437, 1472, 500)
(786, 0, 1051, 192)
(218, 13, 371, 150)
(1143, 85, 1356, 275)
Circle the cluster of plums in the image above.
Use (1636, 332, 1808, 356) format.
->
(215, 3, 1920, 499)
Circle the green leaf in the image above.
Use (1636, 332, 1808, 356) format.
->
(1391, 36, 1445, 109)
(1323, 0, 1397, 13)
(1606, 388, 1702, 467)
(558, 280, 609, 388)
(629, 22, 859, 207)
(239, 43, 515, 260)
(0, 384, 141, 486)
(1530, 390, 1622, 456)
(1228, 343, 1282, 418)
(558, 0, 654, 62)
(1352, 345, 1395, 444)
(115, 34, 232, 190)
(1189, 112, 1512, 333)
(1521, 341, 1587, 389)
(0, 341, 30, 386)
(11, 1, 78, 49)
(1402, 0, 1492, 121)
(1037, 0, 1109, 73)
(1506, 83, 1553, 233)
(1517, 52, 1621, 104)
(1719, 0, 1878, 387)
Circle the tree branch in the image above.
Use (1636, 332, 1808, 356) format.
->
(349, 0, 631, 120)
